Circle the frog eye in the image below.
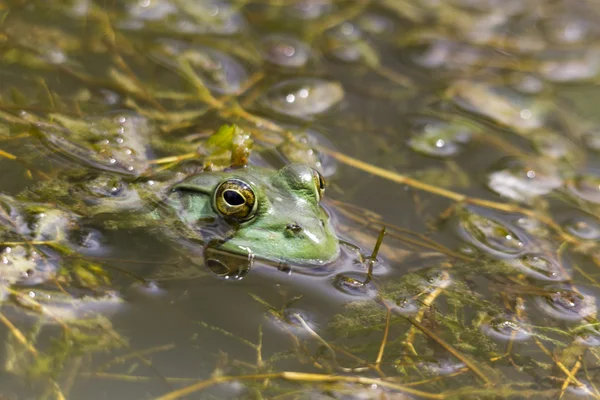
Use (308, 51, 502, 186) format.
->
(214, 179, 257, 221)
(312, 169, 326, 201)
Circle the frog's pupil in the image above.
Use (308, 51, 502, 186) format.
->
(224, 189, 245, 206)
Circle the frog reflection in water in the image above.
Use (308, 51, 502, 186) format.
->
(163, 163, 340, 266)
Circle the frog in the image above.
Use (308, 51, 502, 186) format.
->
(20, 116, 341, 268)
(160, 163, 341, 266)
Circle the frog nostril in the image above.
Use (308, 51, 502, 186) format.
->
(285, 223, 303, 236)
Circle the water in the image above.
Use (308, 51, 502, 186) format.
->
(1, 0, 600, 399)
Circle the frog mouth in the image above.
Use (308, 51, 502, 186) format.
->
(203, 240, 340, 279)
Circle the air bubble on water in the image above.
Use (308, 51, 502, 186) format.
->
(520, 109, 532, 119)
(564, 214, 600, 240)
(574, 324, 600, 347)
(408, 117, 473, 158)
(272, 308, 320, 337)
(284, 0, 332, 20)
(510, 73, 545, 94)
(455, 209, 530, 258)
(532, 131, 578, 160)
(357, 13, 396, 35)
(68, 228, 108, 255)
(451, 80, 546, 132)
(383, 296, 419, 316)
(261, 78, 344, 120)
(419, 359, 467, 376)
(564, 380, 596, 398)
(421, 270, 453, 291)
(155, 40, 248, 94)
(261, 35, 311, 68)
(487, 157, 562, 203)
(480, 315, 532, 342)
(567, 173, 600, 204)
(45, 49, 67, 65)
(509, 253, 568, 281)
(332, 272, 376, 297)
(534, 285, 597, 322)
(583, 129, 600, 151)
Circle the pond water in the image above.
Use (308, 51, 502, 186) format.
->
(1, 1, 600, 399)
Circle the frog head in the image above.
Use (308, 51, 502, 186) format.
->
(166, 164, 340, 266)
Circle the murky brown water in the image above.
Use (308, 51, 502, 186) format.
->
(1, 1, 600, 399)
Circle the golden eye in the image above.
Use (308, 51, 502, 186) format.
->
(312, 169, 326, 201)
(214, 179, 257, 220)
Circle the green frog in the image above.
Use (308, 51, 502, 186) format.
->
(161, 163, 340, 266)
(3, 118, 344, 296)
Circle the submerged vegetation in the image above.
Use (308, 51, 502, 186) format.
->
(0, 0, 600, 399)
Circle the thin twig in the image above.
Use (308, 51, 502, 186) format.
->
(154, 371, 445, 400)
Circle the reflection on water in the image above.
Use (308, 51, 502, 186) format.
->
(1, 0, 600, 398)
